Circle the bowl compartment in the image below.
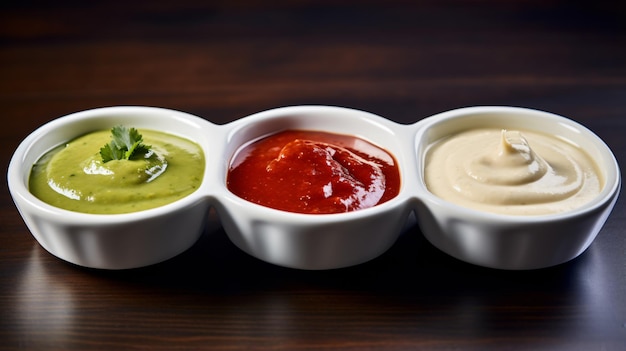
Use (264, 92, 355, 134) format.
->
(214, 106, 414, 269)
(8, 106, 215, 269)
(412, 106, 621, 269)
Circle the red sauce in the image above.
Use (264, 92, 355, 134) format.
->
(227, 130, 401, 214)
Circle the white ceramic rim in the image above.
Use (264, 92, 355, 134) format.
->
(213, 105, 416, 224)
(7, 106, 216, 225)
(7, 104, 622, 236)
(413, 105, 621, 223)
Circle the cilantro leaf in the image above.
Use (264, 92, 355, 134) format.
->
(100, 125, 151, 163)
(100, 142, 124, 162)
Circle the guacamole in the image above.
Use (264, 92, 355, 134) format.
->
(29, 129, 204, 214)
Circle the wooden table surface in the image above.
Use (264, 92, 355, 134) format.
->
(1, 1, 625, 350)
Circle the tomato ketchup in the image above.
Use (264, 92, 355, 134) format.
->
(227, 130, 400, 214)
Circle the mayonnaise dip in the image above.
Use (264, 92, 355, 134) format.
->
(424, 128, 603, 215)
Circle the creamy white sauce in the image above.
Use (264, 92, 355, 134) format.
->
(424, 129, 603, 215)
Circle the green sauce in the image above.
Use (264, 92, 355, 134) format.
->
(29, 129, 204, 214)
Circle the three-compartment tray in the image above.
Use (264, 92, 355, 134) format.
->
(7, 105, 621, 270)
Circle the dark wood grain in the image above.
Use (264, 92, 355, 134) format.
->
(1, 1, 625, 350)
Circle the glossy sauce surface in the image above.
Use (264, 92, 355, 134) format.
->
(227, 130, 400, 214)
(29, 130, 205, 214)
(424, 128, 603, 215)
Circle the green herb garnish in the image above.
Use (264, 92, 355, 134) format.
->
(100, 125, 151, 163)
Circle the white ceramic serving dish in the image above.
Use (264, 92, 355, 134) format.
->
(412, 106, 621, 269)
(7, 105, 621, 270)
(211, 106, 416, 269)
(7, 107, 214, 269)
